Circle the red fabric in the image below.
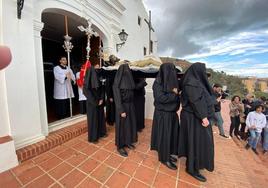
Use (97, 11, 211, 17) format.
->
(77, 60, 91, 87)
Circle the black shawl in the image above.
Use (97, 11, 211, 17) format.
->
(113, 64, 135, 89)
(84, 66, 100, 89)
(181, 62, 212, 94)
(155, 63, 178, 93)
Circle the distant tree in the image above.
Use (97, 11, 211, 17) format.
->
(254, 91, 268, 99)
(208, 69, 246, 98)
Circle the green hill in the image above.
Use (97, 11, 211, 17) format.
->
(160, 57, 247, 98)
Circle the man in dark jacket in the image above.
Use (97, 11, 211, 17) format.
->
(211, 84, 228, 138)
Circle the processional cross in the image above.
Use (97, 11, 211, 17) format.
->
(78, 19, 99, 60)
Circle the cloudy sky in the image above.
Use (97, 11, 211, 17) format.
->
(143, 0, 268, 77)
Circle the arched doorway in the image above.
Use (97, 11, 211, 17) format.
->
(41, 9, 107, 124)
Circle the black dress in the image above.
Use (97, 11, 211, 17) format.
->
(105, 76, 115, 125)
(178, 63, 214, 174)
(83, 66, 106, 142)
(134, 78, 147, 132)
(113, 64, 137, 149)
(151, 63, 180, 163)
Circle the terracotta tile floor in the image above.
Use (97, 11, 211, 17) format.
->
(1, 102, 268, 188)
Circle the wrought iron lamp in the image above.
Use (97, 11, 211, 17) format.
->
(116, 29, 128, 52)
(17, 0, 24, 19)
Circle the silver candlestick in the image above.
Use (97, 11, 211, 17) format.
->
(62, 34, 74, 118)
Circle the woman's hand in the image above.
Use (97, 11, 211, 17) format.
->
(121, 112, 127, 118)
(98, 100, 103, 106)
(172, 88, 178, 95)
(202, 118, 209, 127)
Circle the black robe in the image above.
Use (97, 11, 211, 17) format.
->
(178, 63, 214, 174)
(83, 66, 106, 142)
(113, 64, 137, 149)
(105, 76, 116, 125)
(134, 78, 147, 132)
(151, 63, 180, 163)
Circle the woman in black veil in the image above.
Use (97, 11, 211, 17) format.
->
(113, 63, 137, 157)
(178, 62, 214, 182)
(151, 63, 180, 170)
(83, 64, 107, 143)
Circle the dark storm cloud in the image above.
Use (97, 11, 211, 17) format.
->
(144, 0, 268, 57)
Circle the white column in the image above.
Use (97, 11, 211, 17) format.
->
(0, 71, 11, 137)
(0, 0, 18, 173)
(0, 0, 10, 137)
(33, 19, 48, 136)
(2, 0, 45, 149)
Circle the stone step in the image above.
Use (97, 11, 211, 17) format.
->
(16, 121, 87, 162)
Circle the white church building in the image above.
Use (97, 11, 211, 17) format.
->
(0, 0, 157, 172)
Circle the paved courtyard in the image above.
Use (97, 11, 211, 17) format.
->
(0, 101, 268, 188)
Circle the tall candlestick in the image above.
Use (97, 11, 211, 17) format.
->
(64, 15, 69, 35)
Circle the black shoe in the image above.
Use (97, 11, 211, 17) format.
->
(164, 161, 177, 170)
(263, 150, 267, 154)
(127, 144, 135, 150)
(245, 144, 250, 150)
(170, 155, 177, 163)
(101, 134, 108, 138)
(117, 148, 128, 157)
(91, 140, 99, 144)
(219, 134, 229, 138)
(252, 148, 259, 155)
(187, 171, 207, 182)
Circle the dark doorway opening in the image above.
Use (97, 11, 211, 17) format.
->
(41, 11, 101, 124)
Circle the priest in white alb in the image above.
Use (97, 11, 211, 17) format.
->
(53, 56, 75, 119)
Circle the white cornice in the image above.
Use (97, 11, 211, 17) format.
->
(80, 0, 122, 24)
(80, 0, 122, 32)
(81, 0, 111, 20)
(103, 0, 126, 15)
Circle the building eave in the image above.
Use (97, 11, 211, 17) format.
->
(103, 0, 126, 15)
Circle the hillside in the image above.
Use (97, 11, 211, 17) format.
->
(160, 57, 191, 70)
(160, 57, 247, 97)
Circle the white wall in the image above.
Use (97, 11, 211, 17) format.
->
(0, 0, 19, 172)
(2, 0, 45, 148)
(117, 0, 158, 61)
(145, 78, 155, 119)
(119, 0, 157, 119)
(0, 72, 10, 137)
(0, 0, 11, 137)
